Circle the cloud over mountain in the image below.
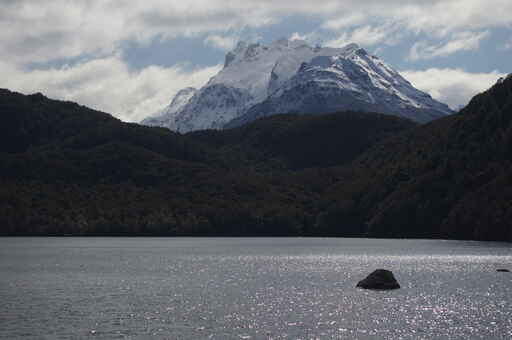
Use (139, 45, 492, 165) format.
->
(0, 0, 509, 121)
(0, 57, 221, 122)
(401, 68, 506, 109)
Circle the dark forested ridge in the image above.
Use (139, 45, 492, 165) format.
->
(1, 75, 511, 241)
(188, 111, 415, 170)
(319, 75, 512, 241)
(0, 89, 413, 236)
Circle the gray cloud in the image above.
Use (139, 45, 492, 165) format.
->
(325, 24, 402, 48)
(2, 0, 511, 65)
(408, 31, 490, 60)
(204, 35, 238, 50)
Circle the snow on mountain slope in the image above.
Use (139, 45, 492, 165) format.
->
(229, 47, 453, 127)
(141, 87, 197, 129)
(142, 39, 453, 132)
(170, 84, 253, 132)
(267, 42, 360, 96)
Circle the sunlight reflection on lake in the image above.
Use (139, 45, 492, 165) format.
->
(1, 237, 511, 339)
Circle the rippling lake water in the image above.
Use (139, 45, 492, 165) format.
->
(0, 237, 511, 339)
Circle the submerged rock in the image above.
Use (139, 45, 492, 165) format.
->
(356, 269, 400, 290)
(496, 269, 510, 272)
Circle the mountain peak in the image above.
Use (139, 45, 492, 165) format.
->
(224, 39, 363, 69)
(144, 39, 452, 132)
(224, 41, 248, 67)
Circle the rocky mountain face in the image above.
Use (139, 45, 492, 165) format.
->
(142, 39, 453, 132)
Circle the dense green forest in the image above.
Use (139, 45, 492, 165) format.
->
(1, 75, 511, 241)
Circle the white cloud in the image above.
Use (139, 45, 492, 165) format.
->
(408, 31, 489, 60)
(325, 25, 399, 48)
(324, 34, 351, 49)
(401, 68, 506, 109)
(0, 57, 221, 122)
(204, 34, 237, 51)
(289, 31, 323, 45)
(322, 14, 365, 30)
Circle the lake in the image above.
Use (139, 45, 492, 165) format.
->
(0, 237, 511, 339)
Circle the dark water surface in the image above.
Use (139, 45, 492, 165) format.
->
(0, 237, 511, 339)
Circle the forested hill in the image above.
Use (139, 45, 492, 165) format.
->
(1, 75, 511, 241)
(320, 75, 512, 241)
(0, 88, 414, 236)
(187, 112, 415, 170)
(0, 89, 209, 161)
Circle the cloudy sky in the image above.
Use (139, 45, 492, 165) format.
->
(1, 0, 510, 122)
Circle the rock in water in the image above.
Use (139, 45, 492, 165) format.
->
(496, 269, 510, 272)
(357, 269, 400, 290)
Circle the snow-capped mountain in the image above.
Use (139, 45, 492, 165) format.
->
(142, 39, 453, 132)
(228, 46, 452, 127)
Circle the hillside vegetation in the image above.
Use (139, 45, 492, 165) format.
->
(1, 76, 511, 241)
